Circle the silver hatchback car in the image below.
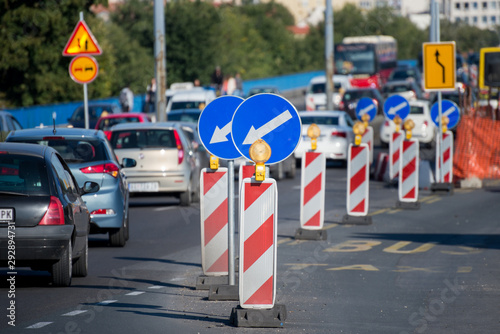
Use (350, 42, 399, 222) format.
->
(109, 122, 199, 206)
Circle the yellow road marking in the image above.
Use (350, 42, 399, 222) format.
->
(388, 209, 402, 214)
(284, 263, 329, 270)
(426, 197, 442, 204)
(277, 237, 293, 245)
(327, 264, 379, 271)
(419, 195, 438, 203)
(368, 208, 389, 216)
(457, 266, 472, 273)
(393, 266, 442, 273)
(323, 223, 338, 230)
(286, 240, 309, 246)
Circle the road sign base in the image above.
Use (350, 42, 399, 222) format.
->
(340, 215, 372, 225)
(431, 182, 454, 194)
(230, 304, 287, 327)
(196, 275, 228, 290)
(395, 201, 421, 210)
(208, 284, 239, 301)
(294, 228, 327, 240)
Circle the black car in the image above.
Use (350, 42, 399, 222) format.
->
(68, 103, 121, 129)
(339, 88, 385, 119)
(0, 142, 99, 286)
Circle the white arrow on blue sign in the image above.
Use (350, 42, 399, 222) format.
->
(231, 93, 301, 165)
(198, 95, 244, 160)
(430, 99, 461, 129)
(383, 95, 410, 121)
(355, 97, 377, 122)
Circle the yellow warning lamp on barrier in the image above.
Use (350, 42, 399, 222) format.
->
(307, 123, 321, 151)
(209, 155, 219, 170)
(353, 121, 366, 146)
(249, 139, 272, 181)
(441, 116, 449, 133)
(394, 115, 402, 133)
(404, 119, 415, 140)
(361, 113, 370, 129)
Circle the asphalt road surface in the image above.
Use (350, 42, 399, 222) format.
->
(1, 160, 500, 333)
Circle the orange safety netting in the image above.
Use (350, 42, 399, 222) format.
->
(454, 115, 500, 179)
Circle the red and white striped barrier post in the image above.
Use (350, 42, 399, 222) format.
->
(342, 122, 371, 225)
(361, 126, 374, 165)
(197, 167, 229, 289)
(397, 119, 420, 209)
(389, 130, 404, 180)
(435, 131, 453, 183)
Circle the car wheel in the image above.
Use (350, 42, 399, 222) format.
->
(72, 237, 88, 277)
(124, 210, 130, 241)
(109, 225, 126, 247)
(52, 239, 72, 287)
(179, 190, 191, 206)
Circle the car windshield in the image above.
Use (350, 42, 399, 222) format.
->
(171, 101, 205, 110)
(98, 117, 142, 131)
(9, 138, 108, 163)
(343, 90, 374, 102)
(0, 154, 49, 196)
(390, 70, 417, 80)
(110, 129, 177, 149)
(301, 116, 339, 126)
(383, 84, 412, 94)
(410, 106, 424, 115)
(308, 83, 342, 94)
(167, 112, 200, 123)
(249, 87, 278, 95)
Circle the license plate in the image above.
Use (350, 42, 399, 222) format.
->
(0, 208, 14, 222)
(129, 182, 159, 192)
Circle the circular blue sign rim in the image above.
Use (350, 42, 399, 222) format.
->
(355, 97, 377, 122)
(197, 95, 244, 160)
(430, 99, 461, 129)
(231, 93, 302, 165)
(383, 95, 411, 121)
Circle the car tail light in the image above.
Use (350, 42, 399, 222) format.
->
(0, 167, 18, 175)
(423, 120, 428, 128)
(39, 196, 65, 225)
(339, 101, 345, 110)
(173, 130, 184, 164)
(372, 99, 378, 107)
(384, 121, 390, 127)
(80, 163, 120, 178)
(104, 131, 112, 140)
(331, 130, 347, 138)
(91, 209, 116, 215)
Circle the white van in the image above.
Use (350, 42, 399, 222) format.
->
(166, 87, 216, 113)
(305, 75, 352, 111)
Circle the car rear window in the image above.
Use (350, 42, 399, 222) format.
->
(110, 129, 177, 149)
(410, 106, 424, 115)
(309, 83, 342, 94)
(301, 116, 339, 126)
(171, 101, 205, 110)
(167, 112, 200, 123)
(9, 139, 109, 163)
(343, 90, 374, 102)
(0, 154, 49, 195)
(98, 117, 142, 131)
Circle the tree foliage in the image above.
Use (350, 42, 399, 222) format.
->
(1, 1, 499, 108)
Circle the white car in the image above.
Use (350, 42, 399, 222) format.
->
(294, 111, 355, 163)
(305, 75, 352, 111)
(380, 100, 436, 147)
(166, 87, 216, 113)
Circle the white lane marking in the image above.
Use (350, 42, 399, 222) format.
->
(97, 300, 117, 305)
(26, 322, 52, 329)
(148, 285, 163, 289)
(62, 310, 88, 316)
(154, 207, 176, 212)
(126, 291, 145, 296)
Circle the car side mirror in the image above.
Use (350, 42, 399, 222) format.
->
(82, 181, 99, 195)
(121, 157, 137, 168)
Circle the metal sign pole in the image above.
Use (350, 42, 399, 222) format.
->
(435, 1, 444, 183)
(84, 83, 89, 129)
(228, 159, 235, 286)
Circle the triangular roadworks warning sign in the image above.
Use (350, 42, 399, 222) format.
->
(62, 20, 102, 56)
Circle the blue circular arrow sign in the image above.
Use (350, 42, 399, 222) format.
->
(355, 97, 377, 122)
(231, 94, 301, 165)
(198, 95, 244, 160)
(383, 95, 410, 121)
(430, 99, 461, 129)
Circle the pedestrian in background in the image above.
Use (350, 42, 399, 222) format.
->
(211, 66, 223, 96)
(145, 78, 156, 113)
(119, 86, 134, 112)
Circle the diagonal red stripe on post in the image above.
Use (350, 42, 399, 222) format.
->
(402, 157, 416, 182)
(204, 199, 228, 246)
(244, 215, 274, 272)
(351, 145, 365, 160)
(403, 187, 415, 199)
(305, 152, 321, 168)
(303, 173, 322, 205)
(244, 275, 273, 305)
(244, 182, 272, 211)
(242, 165, 254, 180)
(350, 165, 366, 194)
(206, 249, 228, 273)
(304, 211, 321, 227)
(443, 147, 450, 162)
(203, 171, 225, 195)
(351, 199, 365, 213)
